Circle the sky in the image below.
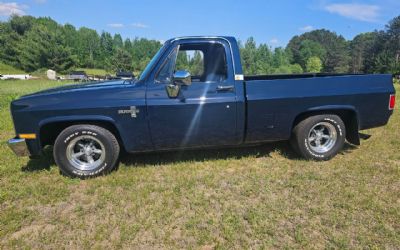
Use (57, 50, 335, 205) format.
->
(0, 0, 399, 46)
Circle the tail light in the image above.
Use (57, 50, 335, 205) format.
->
(389, 94, 396, 110)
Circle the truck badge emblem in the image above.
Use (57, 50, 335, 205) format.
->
(118, 106, 140, 118)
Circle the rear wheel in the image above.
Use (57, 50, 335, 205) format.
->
(53, 125, 120, 178)
(290, 114, 346, 160)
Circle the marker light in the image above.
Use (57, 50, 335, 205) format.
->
(19, 134, 36, 139)
(389, 94, 396, 110)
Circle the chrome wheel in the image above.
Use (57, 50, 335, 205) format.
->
(66, 135, 105, 171)
(307, 122, 337, 154)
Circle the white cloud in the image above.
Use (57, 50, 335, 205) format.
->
(324, 3, 380, 22)
(0, 2, 28, 16)
(107, 23, 124, 28)
(131, 22, 149, 29)
(299, 25, 314, 32)
(269, 38, 279, 45)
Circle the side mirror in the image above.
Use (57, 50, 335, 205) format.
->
(172, 70, 192, 86)
(166, 70, 191, 98)
(166, 84, 180, 98)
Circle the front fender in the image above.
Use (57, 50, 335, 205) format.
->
(38, 115, 117, 129)
(36, 115, 128, 153)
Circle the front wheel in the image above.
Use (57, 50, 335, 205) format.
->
(290, 114, 346, 160)
(53, 125, 120, 178)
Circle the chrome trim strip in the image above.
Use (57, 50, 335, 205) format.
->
(171, 36, 237, 76)
(7, 138, 30, 157)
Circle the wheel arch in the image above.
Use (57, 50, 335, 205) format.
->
(38, 116, 126, 151)
(291, 105, 360, 145)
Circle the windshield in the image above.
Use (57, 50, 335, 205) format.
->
(138, 42, 169, 80)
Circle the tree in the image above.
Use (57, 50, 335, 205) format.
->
(9, 15, 35, 36)
(62, 23, 78, 52)
(384, 16, 400, 73)
(240, 37, 258, 75)
(98, 31, 114, 68)
(113, 34, 123, 48)
(349, 32, 378, 73)
(76, 27, 100, 68)
(0, 22, 20, 66)
(124, 38, 132, 51)
(176, 50, 189, 70)
(290, 64, 304, 73)
(272, 47, 290, 69)
(189, 51, 203, 75)
(131, 38, 162, 73)
(110, 48, 132, 72)
(256, 44, 273, 74)
(18, 25, 75, 72)
(306, 56, 323, 73)
(100, 32, 114, 55)
(240, 38, 303, 74)
(298, 39, 326, 70)
(287, 29, 349, 73)
(356, 16, 400, 74)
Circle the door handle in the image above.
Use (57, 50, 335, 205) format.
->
(216, 85, 234, 92)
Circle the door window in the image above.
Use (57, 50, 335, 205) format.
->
(176, 50, 204, 81)
(155, 43, 228, 83)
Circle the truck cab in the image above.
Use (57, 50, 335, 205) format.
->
(143, 37, 245, 149)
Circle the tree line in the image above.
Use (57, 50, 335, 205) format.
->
(0, 15, 161, 74)
(0, 15, 399, 75)
(240, 15, 400, 75)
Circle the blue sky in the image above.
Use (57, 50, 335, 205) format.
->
(0, 0, 399, 46)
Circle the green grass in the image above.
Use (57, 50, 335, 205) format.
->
(0, 80, 399, 248)
(76, 68, 111, 76)
(0, 63, 26, 74)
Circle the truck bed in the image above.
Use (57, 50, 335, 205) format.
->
(244, 74, 395, 143)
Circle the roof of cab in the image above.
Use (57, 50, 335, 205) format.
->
(168, 36, 237, 44)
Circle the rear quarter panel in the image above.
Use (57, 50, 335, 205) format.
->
(245, 74, 394, 143)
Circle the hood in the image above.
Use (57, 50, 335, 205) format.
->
(21, 79, 136, 98)
(11, 79, 145, 113)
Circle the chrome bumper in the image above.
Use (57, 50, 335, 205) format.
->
(7, 138, 30, 157)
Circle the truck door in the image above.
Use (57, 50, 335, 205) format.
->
(146, 39, 240, 150)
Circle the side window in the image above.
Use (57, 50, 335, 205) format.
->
(176, 43, 228, 83)
(175, 50, 204, 80)
(155, 42, 228, 84)
(155, 47, 178, 83)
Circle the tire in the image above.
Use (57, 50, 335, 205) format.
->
(290, 114, 346, 160)
(53, 124, 120, 178)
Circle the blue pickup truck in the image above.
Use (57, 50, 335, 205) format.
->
(8, 36, 396, 178)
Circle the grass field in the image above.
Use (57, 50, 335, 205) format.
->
(0, 80, 399, 249)
(76, 68, 112, 76)
(0, 63, 27, 75)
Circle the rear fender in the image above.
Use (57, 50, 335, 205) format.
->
(294, 105, 360, 145)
